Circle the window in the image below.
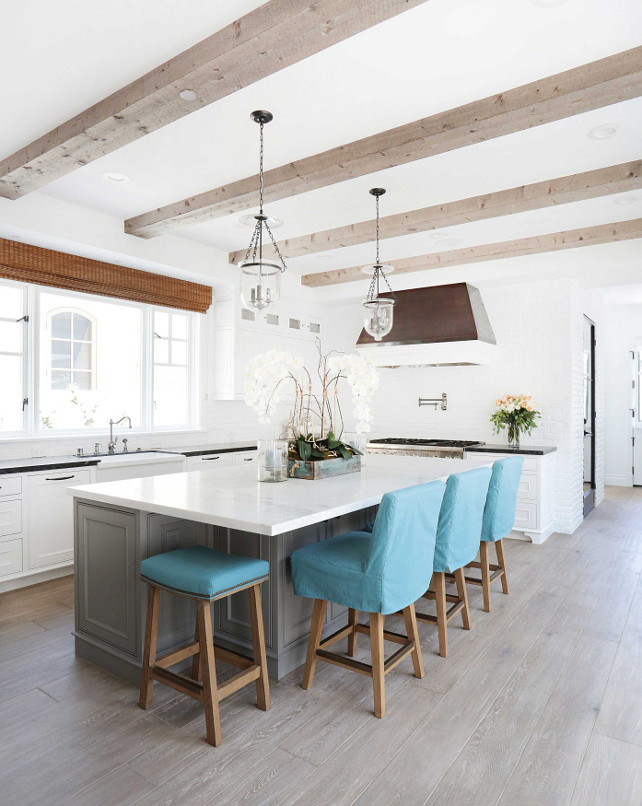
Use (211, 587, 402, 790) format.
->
(50, 310, 95, 390)
(0, 278, 200, 436)
(0, 283, 27, 434)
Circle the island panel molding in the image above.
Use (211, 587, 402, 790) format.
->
(301, 217, 642, 287)
(0, 0, 428, 199)
(125, 46, 642, 238)
(0, 238, 212, 312)
(229, 160, 642, 262)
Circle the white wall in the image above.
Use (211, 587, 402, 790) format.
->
(604, 304, 642, 486)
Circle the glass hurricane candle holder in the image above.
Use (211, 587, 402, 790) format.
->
(257, 439, 289, 483)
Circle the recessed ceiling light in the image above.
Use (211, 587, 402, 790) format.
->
(530, 0, 570, 7)
(179, 89, 198, 101)
(613, 195, 638, 205)
(587, 124, 617, 140)
(102, 171, 129, 183)
(238, 213, 283, 229)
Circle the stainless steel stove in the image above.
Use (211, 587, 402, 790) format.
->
(367, 437, 484, 459)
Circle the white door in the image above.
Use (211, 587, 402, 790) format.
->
(27, 469, 90, 568)
(632, 349, 642, 486)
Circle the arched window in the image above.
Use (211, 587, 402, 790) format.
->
(50, 310, 95, 390)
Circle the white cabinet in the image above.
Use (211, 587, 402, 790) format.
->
(26, 469, 91, 569)
(0, 499, 22, 539)
(0, 539, 22, 577)
(467, 451, 555, 544)
(95, 456, 185, 482)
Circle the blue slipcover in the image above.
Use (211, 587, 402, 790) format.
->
(290, 480, 446, 615)
(433, 467, 492, 573)
(481, 456, 524, 542)
(140, 545, 269, 600)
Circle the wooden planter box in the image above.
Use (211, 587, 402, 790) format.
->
(288, 455, 362, 480)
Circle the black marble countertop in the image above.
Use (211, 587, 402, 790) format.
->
(166, 442, 257, 457)
(0, 456, 101, 475)
(465, 444, 557, 456)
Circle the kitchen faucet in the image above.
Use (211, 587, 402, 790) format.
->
(108, 416, 132, 453)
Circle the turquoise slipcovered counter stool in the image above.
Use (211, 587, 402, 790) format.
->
(138, 546, 270, 746)
(463, 456, 524, 612)
(417, 466, 492, 658)
(291, 480, 447, 719)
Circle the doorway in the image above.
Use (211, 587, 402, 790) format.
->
(583, 316, 596, 516)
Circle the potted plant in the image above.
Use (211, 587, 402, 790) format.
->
(244, 345, 379, 479)
(490, 394, 541, 447)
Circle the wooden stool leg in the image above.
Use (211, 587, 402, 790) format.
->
(191, 606, 202, 682)
(434, 572, 448, 658)
(480, 541, 492, 612)
(249, 584, 270, 711)
(197, 600, 222, 747)
(348, 608, 359, 657)
(139, 584, 160, 709)
(402, 603, 424, 679)
(369, 612, 385, 718)
(496, 539, 509, 594)
(302, 599, 327, 690)
(454, 567, 471, 630)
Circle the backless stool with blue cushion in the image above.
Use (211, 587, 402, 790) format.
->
(417, 467, 492, 658)
(291, 480, 446, 718)
(462, 456, 524, 612)
(138, 546, 270, 746)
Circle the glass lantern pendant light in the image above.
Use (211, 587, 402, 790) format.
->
(238, 111, 286, 313)
(362, 188, 396, 341)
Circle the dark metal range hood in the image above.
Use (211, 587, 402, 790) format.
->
(356, 282, 496, 367)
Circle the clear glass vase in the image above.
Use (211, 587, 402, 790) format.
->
(257, 439, 289, 483)
(507, 422, 521, 447)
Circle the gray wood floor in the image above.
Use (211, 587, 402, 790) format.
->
(2, 485, 642, 805)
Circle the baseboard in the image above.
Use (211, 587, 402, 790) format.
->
(0, 563, 73, 593)
(604, 475, 631, 487)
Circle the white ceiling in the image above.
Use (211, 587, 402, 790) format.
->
(2, 0, 641, 292)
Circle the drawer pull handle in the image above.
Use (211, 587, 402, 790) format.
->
(243, 458, 253, 462)
(202, 456, 220, 461)
(45, 475, 75, 481)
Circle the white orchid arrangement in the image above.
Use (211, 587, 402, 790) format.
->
(245, 344, 379, 461)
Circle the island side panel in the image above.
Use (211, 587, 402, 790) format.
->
(74, 497, 379, 683)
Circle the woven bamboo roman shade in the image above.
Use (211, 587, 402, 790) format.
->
(0, 238, 212, 313)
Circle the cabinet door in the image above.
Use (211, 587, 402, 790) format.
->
(76, 503, 138, 654)
(27, 469, 90, 569)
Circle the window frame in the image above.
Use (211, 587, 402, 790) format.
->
(47, 307, 97, 392)
(0, 278, 201, 439)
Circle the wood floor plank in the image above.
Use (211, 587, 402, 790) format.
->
(283, 687, 443, 806)
(594, 573, 642, 746)
(353, 590, 564, 806)
(65, 764, 155, 806)
(422, 604, 593, 806)
(570, 734, 642, 806)
(496, 633, 618, 806)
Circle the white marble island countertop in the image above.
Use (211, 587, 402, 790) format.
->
(68, 454, 492, 536)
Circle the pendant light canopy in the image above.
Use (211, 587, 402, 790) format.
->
(362, 188, 396, 341)
(238, 111, 286, 313)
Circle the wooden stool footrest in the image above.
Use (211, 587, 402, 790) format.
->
(151, 666, 203, 700)
(315, 640, 414, 678)
(319, 624, 356, 650)
(217, 666, 261, 700)
(213, 646, 254, 670)
(354, 622, 409, 645)
(155, 641, 200, 670)
(415, 599, 464, 624)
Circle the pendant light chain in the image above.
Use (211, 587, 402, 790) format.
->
(375, 193, 380, 265)
(366, 189, 395, 302)
(241, 113, 286, 272)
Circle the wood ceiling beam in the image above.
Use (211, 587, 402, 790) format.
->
(0, 0, 428, 200)
(126, 46, 642, 238)
(229, 160, 642, 262)
(300, 218, 642, 286)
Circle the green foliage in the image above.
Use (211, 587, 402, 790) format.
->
(490, 399, 541, 443)
(289, 431, 362, 463)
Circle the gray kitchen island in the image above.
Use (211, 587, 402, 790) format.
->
(70, 454, 490, 683)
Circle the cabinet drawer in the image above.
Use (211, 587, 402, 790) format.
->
(516, 472, 538, 501)
(0, 500, 22, 539)
(471, 453, 537, 472)
(514, 501, 537, 530)
(0, 476, 22, 497)
(233, 452, 258, 466)
(186, 454, 234, 470)
(0, 538, 22, 576)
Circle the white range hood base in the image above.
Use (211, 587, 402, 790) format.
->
(357, 339, 497, 367)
